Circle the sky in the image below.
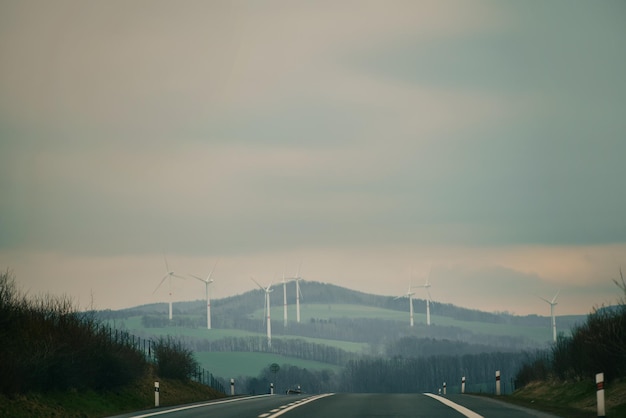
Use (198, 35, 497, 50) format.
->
(1, 1, 625, 317)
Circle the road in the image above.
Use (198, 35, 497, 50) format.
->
(109, 393, 560, 418)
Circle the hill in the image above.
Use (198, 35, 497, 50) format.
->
(95, 281, 587, 391)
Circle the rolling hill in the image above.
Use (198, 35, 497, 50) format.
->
(96, 281, 587, 386)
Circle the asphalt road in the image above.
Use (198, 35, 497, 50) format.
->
(109, 393, 561, 418)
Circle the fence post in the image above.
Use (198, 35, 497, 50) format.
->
(495, 370, 501, 396)
(461, 376, 466, 394)
(230, 378, 235, 395)
(596, 373, 605, 417)
(154, 381, 160, 407)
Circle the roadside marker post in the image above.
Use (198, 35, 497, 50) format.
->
(270, 382, 274, 395)
(154, 382, 160, 407)
(443, 382, 447, 395)
(230, 378, 235, 396)
(495, 371, 501, 396)
(596, 373, 605, 417)
(461, 376, 466, 394)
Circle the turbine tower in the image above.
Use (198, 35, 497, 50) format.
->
(282, 266, 288, 328)
(539, 290, 560, 342)
(252, 278, 273, 348)
(420, 278, 432, 326)
(294, 262, 303, 323)
(153, 255, 185, 320)
(190, 259, 218, 330)
(395, 283, 416, 327)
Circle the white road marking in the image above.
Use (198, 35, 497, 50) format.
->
(259, 393, 334, 418)
(126, 394, 272, 417)
(423, 393, 484, 418)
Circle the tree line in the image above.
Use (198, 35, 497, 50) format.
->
(0, 270, 219, 395)
(516, 271, 626, 387)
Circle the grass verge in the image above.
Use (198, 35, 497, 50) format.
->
(487, 378, 626, 417)
(0, 367, 225, 418)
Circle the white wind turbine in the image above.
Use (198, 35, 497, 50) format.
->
(395, 282, 416, 327)
(539, 290, 560, 342)
(293, 262, 303, 323)
(282, 267, 288, 328)
(153, 255, 185, 320)
(252, 277, 273, 348)
(190, 260, 218, 330)
(418, 270, 433, 326)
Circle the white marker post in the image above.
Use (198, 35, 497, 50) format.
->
(443, 382, 447, 395)
(154, 381, 160, 407)
(495, 371, 501, 396)
(461, 376, 466, 394)
(230, 378, 235, 395)
(270, 383, 274, 395)
(596, 373, 605, 417)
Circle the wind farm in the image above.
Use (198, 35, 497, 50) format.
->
(146, 259, 570, 346)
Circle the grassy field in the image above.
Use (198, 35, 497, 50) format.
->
(109, 315, 369, 353)
(251, 303, 553, 344)
(196, 351, 342, 379)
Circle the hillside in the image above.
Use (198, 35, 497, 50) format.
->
(96, 281, 587, 392)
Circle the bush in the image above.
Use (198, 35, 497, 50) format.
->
(516, 270, 626, 388)
(0, 269, 147, 394)
(154, 336, 198, 381)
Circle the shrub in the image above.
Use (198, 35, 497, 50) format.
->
(0, 269, 147, 394)
(154, 336, 198, 381)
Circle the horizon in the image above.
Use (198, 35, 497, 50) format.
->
(97, 278, 602, 320)
(1, 1, 625, 318)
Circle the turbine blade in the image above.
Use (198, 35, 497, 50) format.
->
(189, 274, 206, 283)
(153, 274, 169, 294)
(551, 290, 560, 304)
(537, 295, 551, 304)
(296, 261, 302, 279)
(251, 277, 264, 290)
(207, 259, 219, 281)
(163, 253, 170, 273)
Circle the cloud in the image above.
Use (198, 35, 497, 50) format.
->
(1, 1, 625, 315)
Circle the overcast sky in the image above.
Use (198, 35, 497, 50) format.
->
(1, 1, 625, 317)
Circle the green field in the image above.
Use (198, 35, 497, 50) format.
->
(196, 351, 342, 379)
(108, 315, 369, 353)
(252, 303, 554, 343)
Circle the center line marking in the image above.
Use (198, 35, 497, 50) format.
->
(259, 394, 334, 418)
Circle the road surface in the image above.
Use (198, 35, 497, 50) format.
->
(109, 393, 560, 418)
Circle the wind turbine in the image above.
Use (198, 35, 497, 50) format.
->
(153, 255, 185, 320)
(282, 266, 288, 328)
(395, 283, 416, 327)
(539, 290, 560, 342)
(418, 270, 433, 326)
(252, 277, 273, 348)
(190, 260, 218, 330)
(294, 262, 303, 323)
